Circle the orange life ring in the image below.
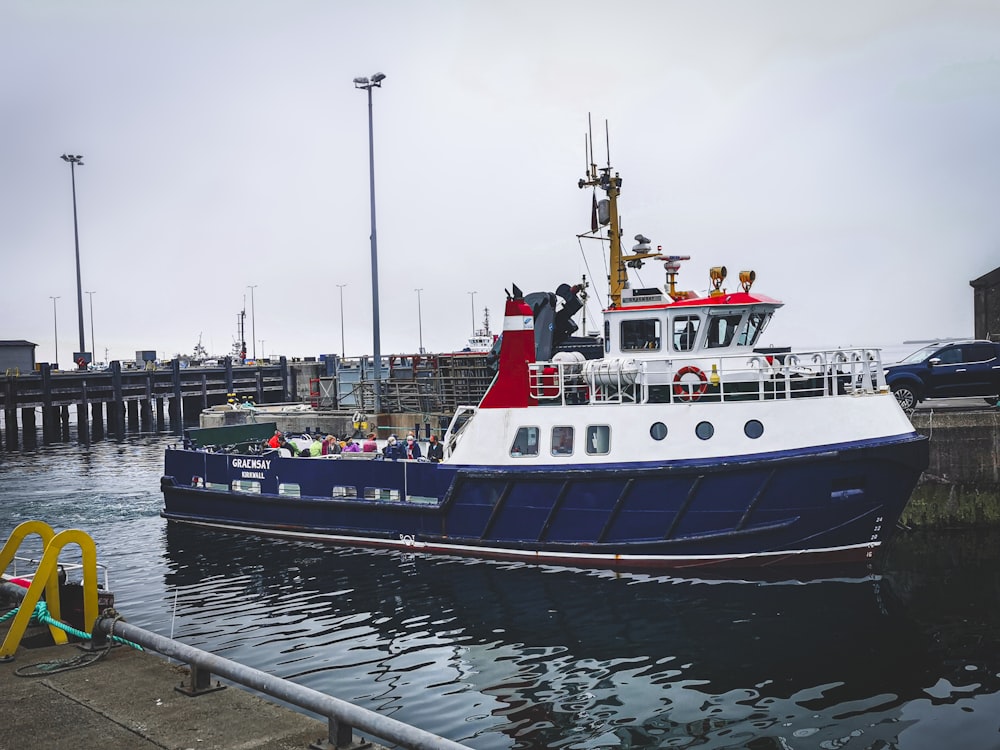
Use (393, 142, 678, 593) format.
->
(673, 365, 708, 401)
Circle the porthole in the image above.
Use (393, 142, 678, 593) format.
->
(744, 420, 764, 439)
(650, 422, 668, 441)
(695, 421, 714, 440)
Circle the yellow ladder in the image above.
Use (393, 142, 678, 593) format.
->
(0, 521, 100, 659)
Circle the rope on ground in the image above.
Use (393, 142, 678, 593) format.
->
(14, 647, 111, 677)
(4, 601, 144, 678)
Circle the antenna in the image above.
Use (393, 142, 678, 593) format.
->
(588, 112, 594, 174)
(605, 119, 610, 168)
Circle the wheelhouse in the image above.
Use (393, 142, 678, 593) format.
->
(605, 286, 782, 360)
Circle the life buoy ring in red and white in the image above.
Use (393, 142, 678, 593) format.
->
(673, 366, 708, 401)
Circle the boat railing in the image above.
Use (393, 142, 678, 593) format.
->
(529, 347, 887, 406)
(8, 554, 111, 591)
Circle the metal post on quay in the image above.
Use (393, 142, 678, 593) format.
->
(354, 71, 387, 415)
(91, 614, 473, 750)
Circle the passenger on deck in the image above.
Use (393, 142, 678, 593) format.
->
(309, 436, 323, 457)
(427, 434, 444, 463)
(268, 430, 282, 449)
(404, 435, 422, 460)
(322, 435, 341, 455)
(383, 435, 401, 459)
(342, 436, 361, 453)
(362, 433, 378, 453)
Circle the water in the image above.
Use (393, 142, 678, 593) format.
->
(2, 434, 1000, 749)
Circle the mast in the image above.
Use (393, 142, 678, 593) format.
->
(578, 119, 659, 307)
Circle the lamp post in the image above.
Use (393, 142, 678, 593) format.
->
(60, 154, 87, 363)
(336, 284, 347, 359)
(85, 291, 96, 365)
(468, 291, 477, 334)
(354, 71, 386, 413)
(415, 288, 424, 354)
(49, 296, 60, 365)
(247, 285, 258, 359)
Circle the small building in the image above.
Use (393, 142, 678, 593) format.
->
(970, 266, 1000, 342)
(0, 340, 37, 373)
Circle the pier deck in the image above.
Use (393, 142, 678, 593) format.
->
(0, 629, 387, 750)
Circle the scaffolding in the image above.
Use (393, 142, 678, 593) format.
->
(322, 353, 494, 416)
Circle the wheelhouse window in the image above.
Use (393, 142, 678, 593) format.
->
(586, 425, 611, 454)
(510, 426, 539, 457)
(621, 318, 661, 351)
(672, 316, 701, 352)
(736, 312, 771, 347)
(706, 313, 743, 349)
(551, 426, 574, 456)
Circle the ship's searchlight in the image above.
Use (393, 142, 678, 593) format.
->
(709, 266, 727, 296)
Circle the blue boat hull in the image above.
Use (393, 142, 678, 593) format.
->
(161, 432, 928, 570)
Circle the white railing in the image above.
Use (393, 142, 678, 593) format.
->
(528, 347, 887, 406)
(8, 554, 111, 591)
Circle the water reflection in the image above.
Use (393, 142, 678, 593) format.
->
(157, 524, 1000, 749)
(2, 431, 998, 749)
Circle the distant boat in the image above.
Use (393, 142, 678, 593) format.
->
(161, 126, 928, 571)
(459, 308, 497, 354)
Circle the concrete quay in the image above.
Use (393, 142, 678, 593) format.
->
(0, 626, 385, 750)
(904, 398, 1000, 526)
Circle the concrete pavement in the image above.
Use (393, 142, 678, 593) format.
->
(0, 625, 381, 750)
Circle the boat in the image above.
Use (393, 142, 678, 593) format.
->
(161, 131, 929, 571)
(459, 308, 497, 354)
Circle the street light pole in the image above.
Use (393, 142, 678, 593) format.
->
(60, 154, 86, 363)
(354, 72, 386, 414)
(49, 296, 60, 365)
(468, 291, 477, 334)
(336, 284, 347, 359)
(415, 288, 424, 354)
(247, 285, 258, 359)
(86, 291, 96, 364)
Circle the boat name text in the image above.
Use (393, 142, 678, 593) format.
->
(231, 458, 271, 470)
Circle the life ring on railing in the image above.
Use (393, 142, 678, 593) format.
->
(673, 366, 708, 401)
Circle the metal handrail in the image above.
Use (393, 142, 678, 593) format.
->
(93, 615, 472, 750)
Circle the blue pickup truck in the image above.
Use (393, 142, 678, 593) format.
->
(884, 340, 1000, 410)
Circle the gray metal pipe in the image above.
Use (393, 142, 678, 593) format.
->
(95, 616, 472, 750)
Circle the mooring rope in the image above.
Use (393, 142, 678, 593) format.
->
(2, 600, 143, 677)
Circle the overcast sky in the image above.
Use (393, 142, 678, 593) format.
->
(3, 1, 999, 364)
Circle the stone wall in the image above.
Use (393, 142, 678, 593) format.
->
(903, 409, 1000, 526)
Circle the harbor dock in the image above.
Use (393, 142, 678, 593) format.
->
(0, 632, 341, 750)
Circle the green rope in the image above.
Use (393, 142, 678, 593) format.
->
(1, 600, 143, 651)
